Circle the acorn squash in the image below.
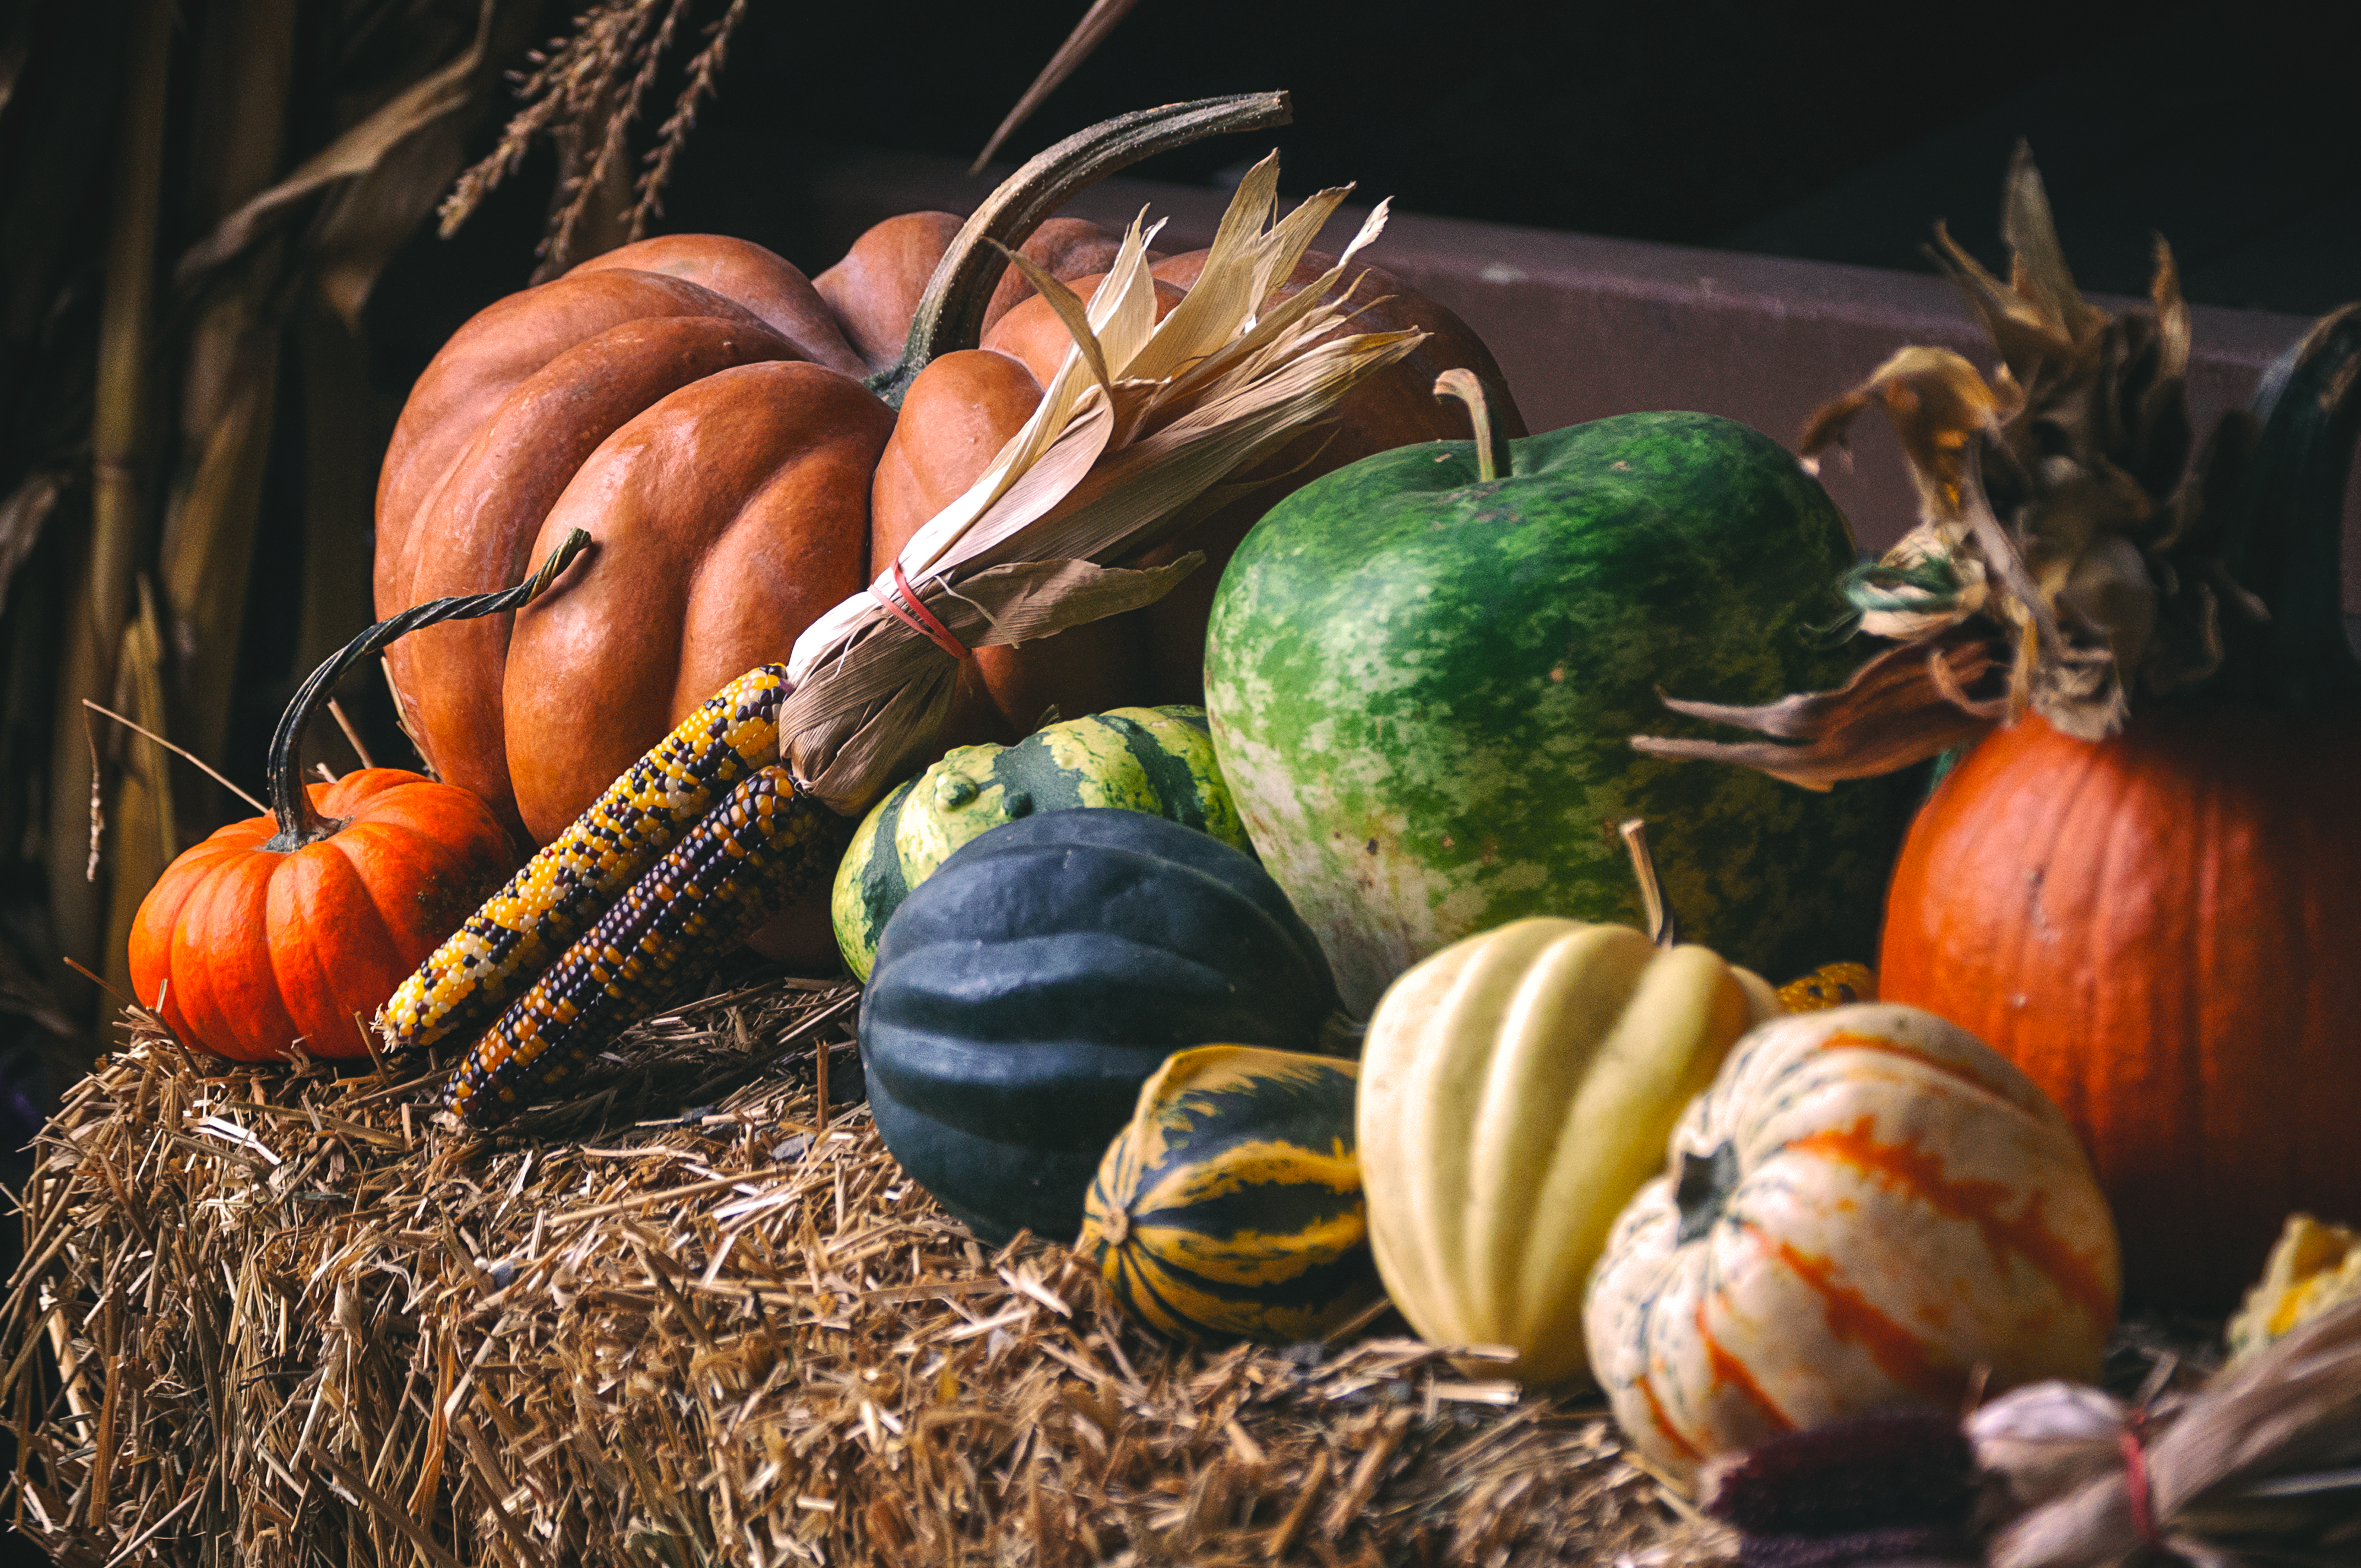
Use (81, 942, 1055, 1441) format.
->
(1079, 1044, 1379, 1344)
(831, 705, 1247, 981)
(859, 809, 1338, 1245)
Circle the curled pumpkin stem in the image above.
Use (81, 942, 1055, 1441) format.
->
(266, 530, 591, 850)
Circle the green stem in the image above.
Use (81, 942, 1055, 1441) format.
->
(2210, 302, 2361, 710)
(1434, 369, 1511, 483)
(867, 91, 1292, 409)
(264, 531, 591, 850)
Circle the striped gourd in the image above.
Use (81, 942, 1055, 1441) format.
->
(445, 764, 843, 1127)
(379, 665, 790, 1053)
(832, 705, 1247, 981)
(1078, 1045, 1381, 1344)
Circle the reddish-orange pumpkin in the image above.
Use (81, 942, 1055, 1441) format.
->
(1879, 306, 2361, 1311)
(130, 770, 519, 1061)
(123, 541, 575, 1061)
(371, 99, 1521, 965)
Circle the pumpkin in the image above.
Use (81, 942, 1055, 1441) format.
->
(1203, 376, 1891, 1015)
(831, 704, 1247, 980)
(1877, 307, 2361, 1311)
(1356, 822, 1782, 1387)
(124, 538, 572, 1060)
(371, 94, 1521, 973)
(859, 808, 1339, 1246)
(1583, 1003, 2120, 1484)
(1078, 1044, 1380, 1344)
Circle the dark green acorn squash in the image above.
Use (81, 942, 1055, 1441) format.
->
(831, 705, 1248, 982)
(858, 809, 1339, 1246)
(1080, 1044, 1381, 1343)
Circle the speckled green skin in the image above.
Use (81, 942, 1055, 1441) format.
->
(1203, 412, 1891, 1016)
(832, 706, 1248, 980)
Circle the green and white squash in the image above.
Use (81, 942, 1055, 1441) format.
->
(1079, 1045, 1380, 1344)
(831, 705, 1247, 979)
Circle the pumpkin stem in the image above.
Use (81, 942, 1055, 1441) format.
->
(869, 91, 1293, 409)
(1618, 818, 1680, 948)
(264, 531, 592, 851)
(1673, 1142, 1741, 1246)
(2205, 301, 2361, 711)
(1434, 369, 1511, 483)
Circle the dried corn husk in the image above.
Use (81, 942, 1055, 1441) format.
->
(1971, 1295, 2361, 1567)
(781, 156, 1425, 811)
(1633, 146, 2264, 785)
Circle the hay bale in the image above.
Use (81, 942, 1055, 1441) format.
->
(2, 971, 1729, 1567)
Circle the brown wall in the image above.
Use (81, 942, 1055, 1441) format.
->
(794, 149, 2361, 623)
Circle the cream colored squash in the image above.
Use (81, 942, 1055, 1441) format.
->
(1358, 911, 1781, 1388)
(1584, 1003, 2120, 1485)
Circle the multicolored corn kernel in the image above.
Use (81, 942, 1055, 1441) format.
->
(444, 765, 844, 1128)
(377, 665, 790, 1054)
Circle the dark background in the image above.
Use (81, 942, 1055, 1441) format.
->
(374, 0, 2359, 393)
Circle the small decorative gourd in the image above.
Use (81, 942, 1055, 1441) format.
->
(831, 705, 1246, 980)
(1079, 1045, 1379, 1344)
(1357, 821, 1781, 1387)
(1585, 1002, 2120, 1484)
(127, 538, 581, 1059)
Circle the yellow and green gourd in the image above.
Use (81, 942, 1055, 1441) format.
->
(1079, 1046, 1381, 1344)
(831, 705, 1248, 979)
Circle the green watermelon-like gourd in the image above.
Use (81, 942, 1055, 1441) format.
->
(859, 809, 1340, 1246)
(1079, 1044, 1380, 1344)
(1203, 383, 1897, 1015)
(832, 706, 1248, 981)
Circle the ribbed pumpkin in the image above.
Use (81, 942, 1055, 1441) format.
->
(831, 705, 1247, 979)
(1079, 1044, 1379, 1344)
(1358, 829, 1783, 1387)
(371, 93, 1520, 966)
(1878, 307, 2361, 1311)
(126, 539, 567, 1060)
(1584, 1003, 2120, 1484)
(860, 809, 1339, 1246)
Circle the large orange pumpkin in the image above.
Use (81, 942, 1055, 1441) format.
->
(124, 540, 578, 1060)
(1878, 306, 2361, 1312)
(371, 96, 1522, 966)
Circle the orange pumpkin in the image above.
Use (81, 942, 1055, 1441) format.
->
(371, 96, 1522, 968)
(1878, 307, 2361, 1312)
(1584, 1003, 2119, 1484)
(124, 540, 578, 1061)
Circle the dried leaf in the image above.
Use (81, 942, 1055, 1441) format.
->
(1632, 628, 2004, 790)
(1798, 346, 2004, 522)
(779, 172, 1426, 813)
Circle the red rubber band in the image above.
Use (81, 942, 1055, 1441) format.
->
(2119, 1419, 2164, 1551)
(871, 560, 970, 661)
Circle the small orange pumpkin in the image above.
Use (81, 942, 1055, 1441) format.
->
(122, 541, 576, 1061)
(1584, 1002, 2119, 1483)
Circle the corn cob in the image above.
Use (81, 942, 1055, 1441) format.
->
(378, 664, 791, 1053)
(444, 764, 845, 1128)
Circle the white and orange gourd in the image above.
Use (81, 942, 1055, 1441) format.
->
(1584, 1002, 2120, 1484)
